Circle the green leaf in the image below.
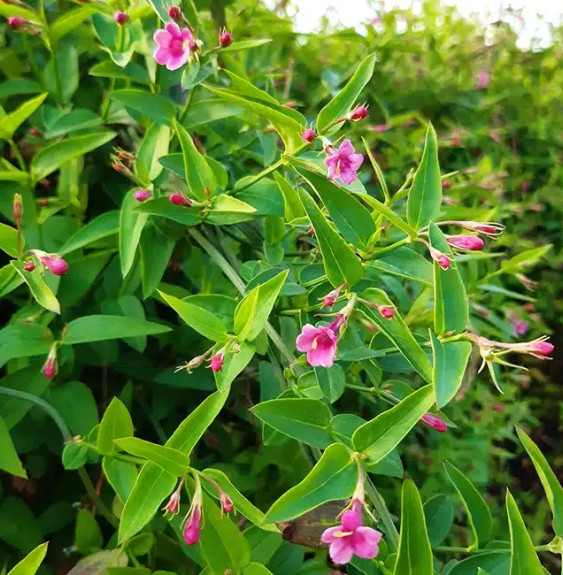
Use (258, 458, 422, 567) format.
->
(110, 90, 176, 125)
(133, 197, 201, 226)
(274, 172, 305, 222)
(203, 468, 275, 530)
(367, 247, 433, 286)
(315, 365, 346, 403)
(62, 315, 171, 345)
(406, 123, 442, 229)
(50, 6, 99, 43)
(431, 334, 472, 408)
(243, 564, 274, 575)
(447, 552, 510, 575)
(214, 342, 255, 391)
(352, 385, 435, 464)
(182, 99, 242, 129)
(135, 122, 170, 184)
(97, 397, 134, 456)
(102, 457, 137, 503)
(252, 398, 333, 449)
(298, 168, 376, 249)
(444, 461, 493, 548)
(0, 222, 20, 258)
(265, 444, 355, 523)
(0, 93, 47, 140)
(361, 194, 418, 239)
(60, 211, 119, 255)
(199, 494, 250, 574)
(6, 542, 48, 575)
(158, 290, 228, 342)
(298, 187, 363, 287)
(316, 53, 376, 132)
(114, 438, 189, 477)
(235, 270, 288, 341)
(204, 83, 304, 152)
(219, 39, 272, 53)
(506, 491, 544, 575)
(394, 480, 433, 575)
(118, 463, 177, 543)
(0, 416, 26, 478)
(44, 109, 102, 139)
(62, 443, 88, 470)
(424, 494, 454, 547)
(174, 119, 217, 200)
(89, 61, 151, 86)
(31, 131, 116, 183)
(0, 4, 38, 21)
(516, 427, 563, 536)
(11, 261, 60, 314)
(429, 223, 468, 334)
(120, 190, 148, 277)
(140, 222, 176, 299)
(359, 288, 432, 382)
(75, 508, 103, 555)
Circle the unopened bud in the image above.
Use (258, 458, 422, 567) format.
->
(421, 413, 447, 432)
(378, 305, 395, 319)
(219, 28, 233, 48)
(447, 235, 484, 251)
(169, 193, 192, 207)
(350, 104, 368, 121)
(301, 128, 316, 143)
(168, 6, 182, 19)
(113, 11, 128, 24)
(134, 189, 151, 202)
(23, 261, 35, 272)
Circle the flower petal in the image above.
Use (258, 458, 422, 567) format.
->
(341, 508, 362, 532)
(154, 47, 171, 66)
(166, 52, 189, 71)
(329, 538, 355, 565)
(321, 526, 340, 543)
(154, 29, 171, 48)
(352, 526, 382, 559)
(348, 153, 364, 170)
(338, 138, 354, 155)
(164, 21, 182, 38)
(296, 324, 320, 352)
(338, 168, 358, 185)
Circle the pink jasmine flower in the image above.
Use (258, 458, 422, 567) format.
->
(7, 17, 26, 29)
(476, 70, 490, 90)
(134, 189, 151, 202)
(447, 235, 484, 251)
(513, 320, 529, 337)
(296, 315, 345, 367)
(301, 128, 316, 143)
(372, 124, 389, 133)
(154, 22, 196, 71)
(421, 413, 447, 432)
(209, 350, 225, 372)
(113, 11, 128, 25)
(350, 104, 368, 121)
(378, 305, 395, 319)
(169, 192, 192, 206)
(321, 500, 382, 564)
(324, 139, 363, 185)
(219, 28, 233, 47)
(319, 283, 346, 308)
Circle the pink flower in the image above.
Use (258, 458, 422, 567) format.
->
(183, 505, 201, 545)
(350, 105, 368, 121)
(24, 261, 36, 272)
(164, 491, 181, 514)
(447, 235, 484, 251)
(324, 139, 363, 185)
(7, 17, 26, 29)
(113, 11, 128, 24)
(429, 247, 450, 270)
(321, 500, 382, 564)
(296, 316, 344, 368)
(168, 6, 182, 20)
(513, 320, 529, 337)
(476, 70, 490, 90)
(378, 305, 394, 319)
(302, 128, 316, 143)
(41, 255, 69, 276)
(421, 413, 447, 432)
(169, 192, 192, 206)
(319, 283, 345, 308)
(220, 492, 234, 514)
(134, 189, 151, 202)
(219, 28, 232, 47)
(372, 124, 389, 133)
(442, 179, 451, 189)
(154, 22, 195, 71)
(451, 128, 462, 147)
(210, 350, 225, 372)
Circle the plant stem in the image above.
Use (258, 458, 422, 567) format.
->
(0, 386, 118, 528)
(8, 138, 27, 172)
(365, 477, 399, 551)
(364, 237, 410, 260)
(435, 546, 471, 553)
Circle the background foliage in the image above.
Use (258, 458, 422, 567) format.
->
(0, 0, 562, 574)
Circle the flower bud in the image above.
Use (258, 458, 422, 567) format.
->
(183, 505, 201, 545)
(23, 261, 36, 272)
(301, 128, 316, 143)
(13, 193, 22, 227)
(451, 128, 462, 146)
(164, 491, 181, 515)
(442, 179, 451, 189)
(210, 350, 225, 372)
(220, 492, 234, 514)
(7, 16, 26, 29)
(29, 128, 41, 137)
(421, 413, 447, 432)
(319, 283, 345, 308)
(447, 235, 484, 251)
(528, 340, 554, 358)
(113, 11, 128, 24)
(378, 305, 395, 319)
(429, 247, 450, 270)
(350, 104, 368, 121)
(169, 193, 192, 207)
(134, 189, 151, 202)
(372, 124, 389, 133)
(513, 320, 529, 337)
(41, 255, 69, 276)
(219, 28, 233, 47)
(42, 357, 57, 379)
(168, 6, 182, 19)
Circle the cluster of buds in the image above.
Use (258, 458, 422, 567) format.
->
(27, 249, 69, 276)
(163, 474, 234, 546)
(111, 150, 141, 184)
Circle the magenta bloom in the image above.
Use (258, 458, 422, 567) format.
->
(134, 189, 151, 202)
(477, 70, 490, 89)
(183, 505, 201, 545)
(113, 11, 128, 25)
(42, 357, 57, 379)
(154, 22, 195, 71)
(321, 501, 382, 565)
(324, 139, 363, 185)
(41, 255, 69, 276)
(421, 413, 447, 432)
(219, 28, 233, 47)
(447, 235, 484, 251)
(378, 305, 394, 319)
(302, 128, 316, 143)
(7, 17, 26, 29)
(170, 192, 192, 206)
(210, 350, 224, 372)
(296, 325, 338, 367)
(513, 320, 529, 337)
